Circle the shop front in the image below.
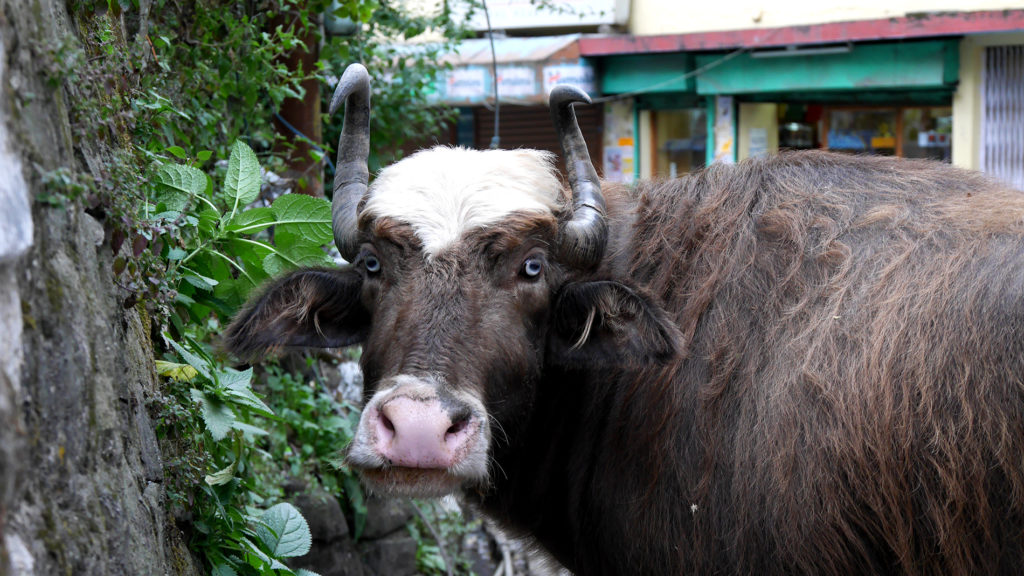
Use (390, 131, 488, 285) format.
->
(592, 38, 960, 178)
(695, 40, 959, 163)
(599, 54, 708, 181)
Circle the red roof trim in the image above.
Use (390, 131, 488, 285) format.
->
(579, 10, 1024, 55)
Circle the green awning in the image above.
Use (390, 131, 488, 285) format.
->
(694, 40, 959, 95)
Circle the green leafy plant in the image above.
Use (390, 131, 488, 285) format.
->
(157, 335, 319, 576)
(259, 363, 368, 539)
(409, 500, 481, 576)
(55, 2, 525, 573)
(147, 142, 340, 574)
(147, 140, 333, 333)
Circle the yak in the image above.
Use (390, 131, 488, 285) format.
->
(226, 63, 1024, 575)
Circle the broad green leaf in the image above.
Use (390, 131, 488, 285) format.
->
(225, 140, 262, 213)
(168, 339, 212, 380)
(205, 462, 236, 486)
(165, 145, 188, 159)
(149, 210, 181, 221)
(227, 206, 275, 234)
(225, 386, 274, 417)
(197, 207, 221, 237)
(153, 163, 207, 211)
(211, 564, 239, 576)
(218, 366, 253, 390)
(295, 569, 323, 576)
(190, 389, 236, 441)
(231, 421, 270, 439)
(240, 536, 274, 568)
(196, 150, 213, 162)
(270, 194, 333, 248)
(219, 367, 275, 417)
(262, 244, 332, 277)
(173, 291, 196, 306)
(227, 238, 274, 274)
(154, 360, 198, 382)
(256, 503, 312, 558)
(183, 272, 218, 292)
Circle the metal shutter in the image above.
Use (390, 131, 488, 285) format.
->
(474, 104, 604, 180)
(982, 45, 1024, 190)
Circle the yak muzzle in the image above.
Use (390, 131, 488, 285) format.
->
(346, 375, 490, 497)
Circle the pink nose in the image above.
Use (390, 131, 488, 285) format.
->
(373, 395, 475, 469)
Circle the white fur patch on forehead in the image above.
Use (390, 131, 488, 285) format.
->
(362, 147, 565, 255)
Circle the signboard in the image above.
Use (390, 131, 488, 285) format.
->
(459, 0, 627, 31)
(496, 66, 537, 98)
(603, 99, 635, 183)
(604, 142, 634, 183)
(438, 61, 595, 104)
(713, 95, 735, 164)
(543, 62, 596, 95)
(444, 67, 488, 100)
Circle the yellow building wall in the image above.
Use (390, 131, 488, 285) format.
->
(737, 103, 778, 161)
(952, 32, 1024, 170)
(638, 110, 654, 180)
(630, 1, 1024, 36)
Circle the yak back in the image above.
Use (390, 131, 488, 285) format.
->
(597, 150, 1024, 574)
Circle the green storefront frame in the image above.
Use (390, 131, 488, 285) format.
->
(599, 39, 960, 174)
(694, 40, 959, 95)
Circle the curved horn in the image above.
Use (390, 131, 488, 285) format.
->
(329, 63, 371, 262)
(549, 85, 607, 270)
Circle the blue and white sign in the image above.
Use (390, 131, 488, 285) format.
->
(497, 66, 537, 98)
(543, 62, 596, 95)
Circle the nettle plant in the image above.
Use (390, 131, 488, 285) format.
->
(150, 140, 335, 330)
(150, 140, 350, 575)
(157, 339, 318, 575)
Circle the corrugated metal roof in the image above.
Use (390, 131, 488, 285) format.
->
(443, 34, 582, 65)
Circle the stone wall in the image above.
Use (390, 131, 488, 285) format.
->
(0, 1, 201, 574)
(0, 3, 517, 575)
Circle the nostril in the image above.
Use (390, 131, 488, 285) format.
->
(447, 418, 467, 436)
(446, 411, 471, 439)
(376, 409, 397, 444)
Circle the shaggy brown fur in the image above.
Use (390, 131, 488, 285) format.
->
(589, 150, 1024, 574)
(226, 150, 1024, 575)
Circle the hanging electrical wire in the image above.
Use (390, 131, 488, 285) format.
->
(481, 0, 501, 148)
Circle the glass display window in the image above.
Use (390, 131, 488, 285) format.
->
(824, 108, 899, 155)
(651, 108, 707, 178)
(822, 106, 952, 162)
(901, 107, 952, 162)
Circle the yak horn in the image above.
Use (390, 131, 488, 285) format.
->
(329, 63, 371, 262)
(549, 85, 607, 270)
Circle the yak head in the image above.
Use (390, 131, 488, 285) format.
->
(225, 64, 678, 498)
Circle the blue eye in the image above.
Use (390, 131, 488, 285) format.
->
(364, 254, 381, 274)
(521, 256, 543, 278)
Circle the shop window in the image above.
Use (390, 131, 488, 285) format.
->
(652, 109, 707, 178)
(902, 107, 952, 162)
(778, 104, 822, 150)
(825, 108, 898, 155)
(823, 106, 952, 162)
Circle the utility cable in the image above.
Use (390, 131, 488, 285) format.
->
(482, 0, 500, 148)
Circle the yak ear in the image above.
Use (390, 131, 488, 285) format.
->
(223, 267, 369, 361)
(548, 280, 680, 369)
